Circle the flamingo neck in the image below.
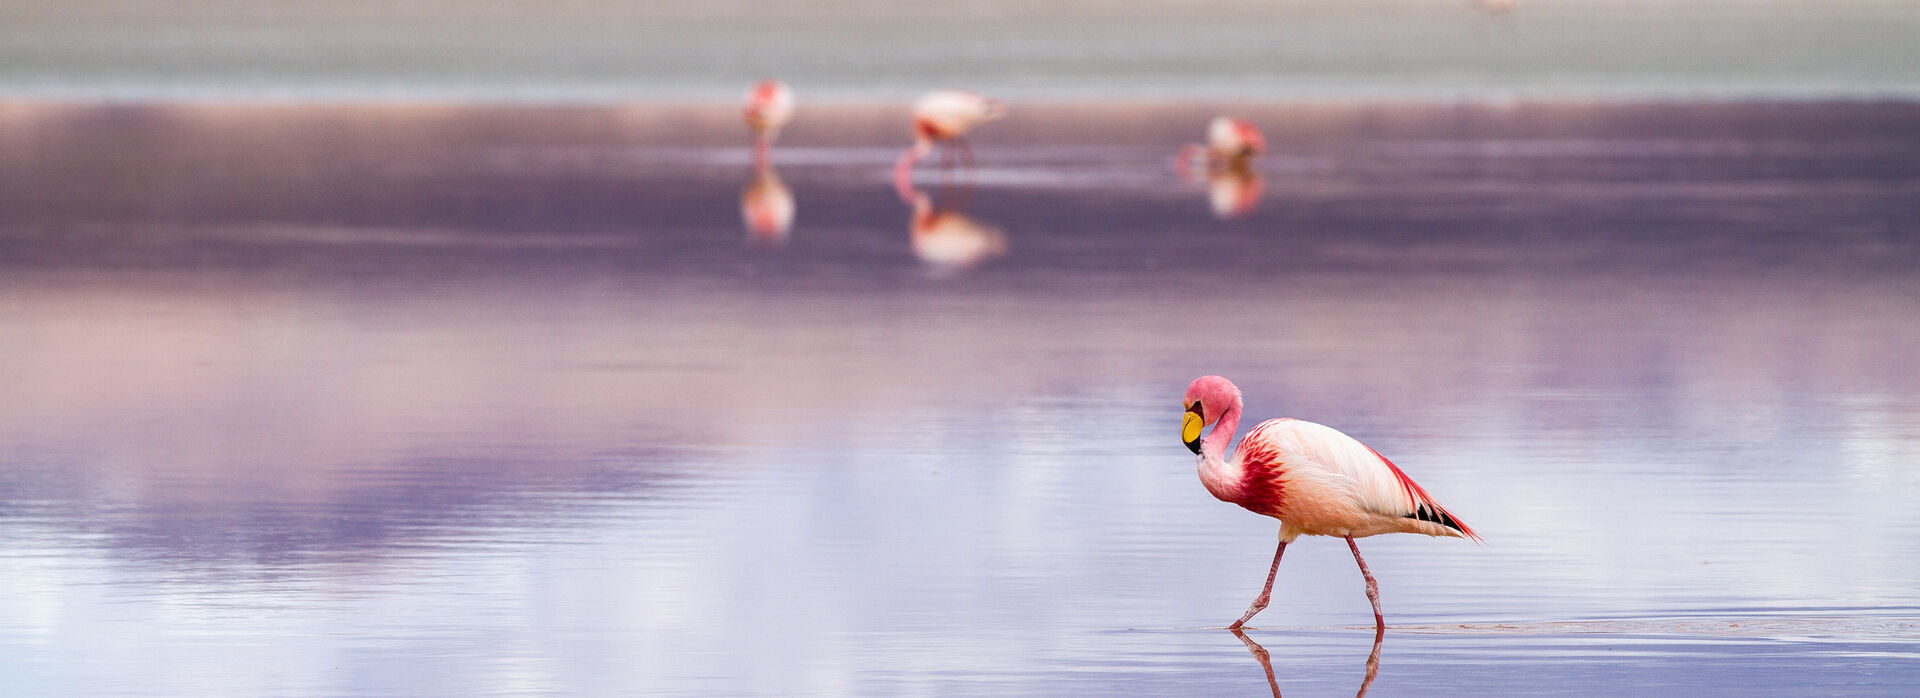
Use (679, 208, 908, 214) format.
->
(1196, 398, 1244, 503)
(1205, 398, 1241, 459)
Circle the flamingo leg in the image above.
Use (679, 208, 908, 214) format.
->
(1228, 539, 1286, 629)
(753, 138, 771, 172)
(1345, 535, 1384, 633)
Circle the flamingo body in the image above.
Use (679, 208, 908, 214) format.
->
(1207, 116, 1266, 161)
(743, 80, 795, 141)
(1181, 375, 1476, 631)
(909, 89, 1004, 140)
(1177, 117, 1266, 181)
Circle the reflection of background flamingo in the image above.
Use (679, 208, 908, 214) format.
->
(743, 79, 795, 168)
(903, 187, 1006, 274)
(1233, 629, 1382, 698)
(1182, 375, 1479, 632)
(1176, 116, 1265, 180)
(893, 90, 1005, 202)
(1207, 167, 1264, 220)
(740, 164, 794, 246)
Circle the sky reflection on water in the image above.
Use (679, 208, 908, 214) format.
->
(1, 103, 1918, 695)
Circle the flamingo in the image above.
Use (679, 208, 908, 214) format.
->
(1181, 375, 1480, 632)
(893, 90, 1005, 202)
(1176, 117, 1266, 180)
(743, 79, 795, 168)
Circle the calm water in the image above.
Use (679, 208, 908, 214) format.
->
(2, 102, 1919, 695)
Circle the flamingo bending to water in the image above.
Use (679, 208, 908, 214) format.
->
(893, 90, 1005, 202)
(1181, 375, 1479, 631)
(1176, 117, 1266, 180)
(744, 80, 795, 167)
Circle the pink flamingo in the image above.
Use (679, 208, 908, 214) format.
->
(743, 79, 795, 168)
(1176, 117, 1266, 181)
(1182, 375, 1480, 632)
(892, 90, 1005, 202)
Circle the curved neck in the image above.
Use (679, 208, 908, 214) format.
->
(1202, 398, 1242, 461)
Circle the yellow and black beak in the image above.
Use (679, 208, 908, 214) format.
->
(1182, 401, 1205, 454)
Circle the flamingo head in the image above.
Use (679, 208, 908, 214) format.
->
(1182, 375, 1242, 453)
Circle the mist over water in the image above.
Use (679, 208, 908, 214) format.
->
(4, 0, 1920, 101)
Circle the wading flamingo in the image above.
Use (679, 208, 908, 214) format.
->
(743, 79, 795, 168)
(1176, 117, 1266, 180)
(893, 90, 1005, 202)
(1181, 375, 1479, 632)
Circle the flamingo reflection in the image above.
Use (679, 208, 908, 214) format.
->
(740, 162, 794, 246)
(1178, 117, 1267, 219)
(902, 186, 1006, 274)
(1206, 165, 1265, 220)
(1231, 628, 1383, 698)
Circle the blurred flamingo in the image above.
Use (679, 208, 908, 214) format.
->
(893, 90, 1005, 202)
(1176, 117, 1266, 180)
(740, 164, 795, 246)
(743, 79, 795, 168)
(1206, 167, 1264, 220)
(903, 187, 1006, 274)
(1181, 375, 1480, 632)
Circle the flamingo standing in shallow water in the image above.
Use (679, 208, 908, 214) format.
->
(1176, 117, 1266, 180)
(743, 80, 795, 168)
(1181, 375, 1480, 632)
(893, 90, 1005, 202)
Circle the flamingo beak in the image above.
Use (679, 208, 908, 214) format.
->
(1182, 401, 1205, 454)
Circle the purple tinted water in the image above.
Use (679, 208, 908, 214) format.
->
(1, 102, 1917, 695)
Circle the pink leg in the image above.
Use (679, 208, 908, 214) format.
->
(753, 138, 771, 171)
(1345, 535, 1384, 633)
(1228, 539, 1286, 629)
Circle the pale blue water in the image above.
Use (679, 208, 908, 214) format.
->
(1, 102, 1918, 695)
(4, 0, 1919, 101)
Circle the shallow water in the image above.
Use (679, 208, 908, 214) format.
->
(2, 102, 1919, 695)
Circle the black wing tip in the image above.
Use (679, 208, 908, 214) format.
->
(1407, 504, 1463, 533)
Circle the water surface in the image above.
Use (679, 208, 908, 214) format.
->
(2, 102, 1918, 695)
